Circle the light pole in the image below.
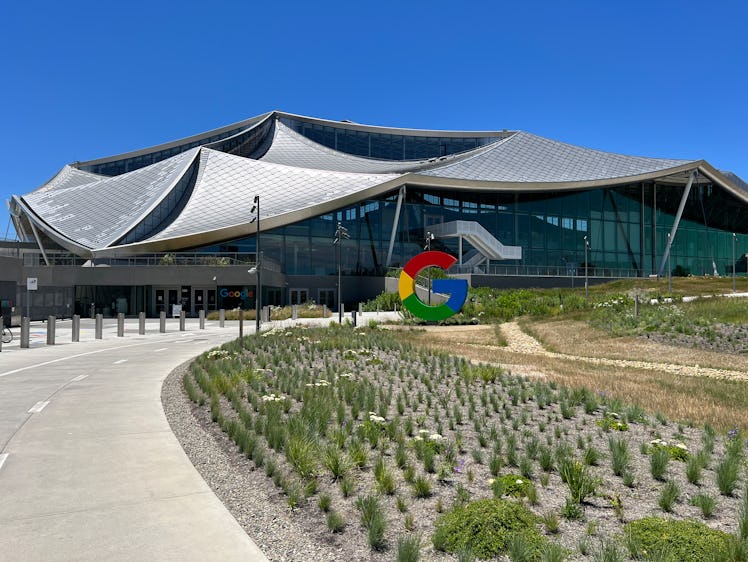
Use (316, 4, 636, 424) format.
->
(733, 233, 737, 293)
(424, 232, 434, 305)
(583, 236, 590, 301)
(250, 195, 261, 332)
(334, 222, 350, 323)
(667, 232, 672, 294)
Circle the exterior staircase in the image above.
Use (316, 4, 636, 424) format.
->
(428, 220, 522, 273)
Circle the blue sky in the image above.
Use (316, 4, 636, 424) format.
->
(1, 1, 746, 239)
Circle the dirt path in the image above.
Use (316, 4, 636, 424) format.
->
(500, 321, 748, 381)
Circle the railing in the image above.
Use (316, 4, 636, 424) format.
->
(19, 252, 282, 273)
(479, 264, 642, 278)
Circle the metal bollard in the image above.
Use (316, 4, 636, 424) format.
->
(159, 311, 166, 333)
(199, 309, 205, 329)
(239, 309, 244, 343)
(117, 313, 124, 337)
(352, 310, 357, 327)
(292, 305, 298, 320)
(139, 312, 145, 335)
(323, 304, 328, 318)
(21, 317, 30, 348)
(72, 314, 80, 342)
(90, 303, 95, 320)
(358, 302, 363, 316)
(95, 314, 103, 339)
(179, 310, 186, 331)
(263, 305, 270, 323)
(219, 309, 225, 328)
(47, 316, 56, 345)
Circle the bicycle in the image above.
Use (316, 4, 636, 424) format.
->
(1, 327, 12, 344)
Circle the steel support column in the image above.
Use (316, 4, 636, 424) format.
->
(385, 186, 406, 267)
(658, 171, 696, 276)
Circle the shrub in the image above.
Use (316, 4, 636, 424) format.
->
(686, 455, 702, 485)
(689, 493, 716, 518)
(650, 448, 670, 481)
(322, 445, 350, 481)
(715, 456, 740, 496)
(623, 517, 733, 562)
(356, 494, 387, 550)
(594, 539, 624, 562)
(608, 436, 631, 477)
(539, 542, 567, 562)
(492, 473, 534, 499)
(397, 534, 421, 562)
(317, 493, 332, 512)
(541, 511, 560, 534)
(432, 498, 546, 559)
(285, 435, 318, 479)
(658, 480, 679, 512)
(558, 459, 598, 504)
(412, 474, 433, 498)
(326, 510, 346, 533)
(596, 413, 628, 432)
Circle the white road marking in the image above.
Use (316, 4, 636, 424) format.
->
(28, 401, 50, 414)
(70, 374, 88, 382)
(0, 453, 8, 471)
(0, 335, 225, 379)
(154, 348, 168, 352)
(113, 359, 127, 364)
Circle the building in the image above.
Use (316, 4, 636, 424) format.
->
(4, 111, 748, 319)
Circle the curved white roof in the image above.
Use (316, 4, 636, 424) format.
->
(12, 111, 747, 257)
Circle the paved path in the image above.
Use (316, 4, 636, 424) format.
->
(500, 321, 748, 381)
(0, 319, 267, 561)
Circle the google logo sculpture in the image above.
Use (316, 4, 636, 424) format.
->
(398, 251, 468, 321)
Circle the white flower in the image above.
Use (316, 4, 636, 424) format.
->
(429, 433, 443, 441)
(516, 479, 524, 485)
(675, 443, 688, 450)
(419, 429, 430, 435)
(488, 478, 495, 485)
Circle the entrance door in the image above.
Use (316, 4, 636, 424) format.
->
(289, 288, 309, 305)
(193, 288, 205, 316)
(155, 289, 166, 315)
(168, 289, 179, 316)
(318, 288, 336, 309)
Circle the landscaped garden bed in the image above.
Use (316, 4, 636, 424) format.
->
(173, 323, 748, 561)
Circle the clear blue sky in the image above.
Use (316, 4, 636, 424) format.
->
(1, 1, 746, 239)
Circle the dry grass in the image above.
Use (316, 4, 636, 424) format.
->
(395, 324, 748, 431)
(523, 318, 748, 372)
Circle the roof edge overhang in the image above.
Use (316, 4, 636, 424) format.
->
(694, 162, 748, 204)
(89, 175, 408, 257)
(12, 195, 95, 258)
(90, 160, 738, 258)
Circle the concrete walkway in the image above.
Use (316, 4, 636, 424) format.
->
(0, 312, 399, 561)
(0, 319, 263, 561)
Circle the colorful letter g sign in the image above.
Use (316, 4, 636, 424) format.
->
(399, 251, 468, 321)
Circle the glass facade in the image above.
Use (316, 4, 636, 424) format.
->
(279, 117, 502, 160)
(199, 182, 748, 279)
